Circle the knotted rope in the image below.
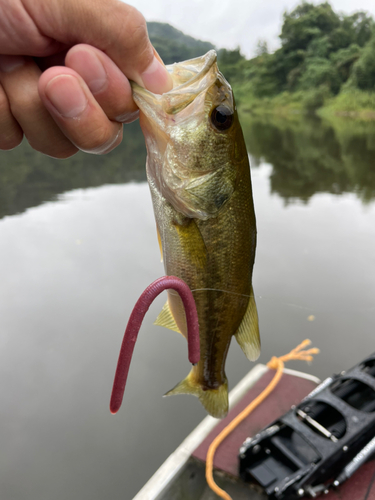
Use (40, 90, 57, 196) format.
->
(206, 339, 320, 500)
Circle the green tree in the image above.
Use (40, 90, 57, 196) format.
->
(307, 35, 331, 58)
(330, 44, 362, 82)
(298, 57, 341, 93)
(255, 40, 269, 56)
(349, 34, 375, 90)
(342, 12, 374, 47)
(217, 48, 246, 84)
(232, 1, 375, 108)
(280, 2, 340, 52)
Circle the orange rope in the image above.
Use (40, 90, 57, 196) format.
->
(205, 339, 319, 500)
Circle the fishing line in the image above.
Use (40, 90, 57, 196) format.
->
(168, 288, 375, 315)
(182, 288, 314, 311)
(180, 288, 313, 311)
(252, 295, 375, 315)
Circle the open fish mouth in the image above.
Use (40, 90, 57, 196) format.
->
(131, 50, 220, 119)
(131, 50, 236, 220)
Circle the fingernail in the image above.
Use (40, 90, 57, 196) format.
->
(80, 126, 123, 155)
(0, 55, 25, 73)
(45, 75, 88, 118)
(115, 110, 139, 123)
(140, 55, 173, 94)
(73, 50, 108, 94)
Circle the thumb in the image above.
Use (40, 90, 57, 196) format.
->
(24, 0, 172, 94)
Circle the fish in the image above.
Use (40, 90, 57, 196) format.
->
(132, 50, 260, 418)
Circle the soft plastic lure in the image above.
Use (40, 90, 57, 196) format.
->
(110, 276, 200, 414)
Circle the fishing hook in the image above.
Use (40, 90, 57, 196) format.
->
(110, 276, 200, 414)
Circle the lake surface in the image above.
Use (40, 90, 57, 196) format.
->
(1, 115, 375, 499)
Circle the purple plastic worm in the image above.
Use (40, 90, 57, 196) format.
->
(110, 276, 200, 414)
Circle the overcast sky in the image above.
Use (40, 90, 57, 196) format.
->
(125, 0, 375, 57)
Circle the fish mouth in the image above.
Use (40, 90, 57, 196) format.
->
(131, 50, 219, 123)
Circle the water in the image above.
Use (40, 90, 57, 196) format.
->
(1, 115, 375, 499)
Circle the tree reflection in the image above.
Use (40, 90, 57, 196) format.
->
(1, 114, 375, 220)
(242, 114, 375, 204)
(0, 121, 146, 219)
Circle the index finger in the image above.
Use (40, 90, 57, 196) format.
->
(23, 0, 172, 94)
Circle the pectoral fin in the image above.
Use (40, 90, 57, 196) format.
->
(235, 287, 260, 361)
(154, 301, 182, 335)
(156, 226, 163, 262)
(174, 219, 207, 268)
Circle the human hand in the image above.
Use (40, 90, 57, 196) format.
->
(0, 0, 172, 158)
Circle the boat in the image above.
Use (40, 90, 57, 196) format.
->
(133, 358, 375, 500)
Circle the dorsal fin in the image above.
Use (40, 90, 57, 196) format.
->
(234, 287, 260, 361)
(154, 301, 182, 335)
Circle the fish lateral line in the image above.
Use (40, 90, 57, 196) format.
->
(166, 288, 254, 299)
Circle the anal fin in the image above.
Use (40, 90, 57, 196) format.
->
(235, 286, 260, 361)
(154, 301, 182, 335)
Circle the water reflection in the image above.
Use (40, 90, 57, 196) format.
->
(0, 121, 146, 219)
(2, 115, 375, 219)
(1, 114, 375, 499)
(241, 114, 375, 204)
(1, 173, 375, 499)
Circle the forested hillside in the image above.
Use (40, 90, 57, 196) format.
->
(147, 21, 242, 81)
(234, 2, 375, 115)
(147, 22, 214, 64)
(245, 3, 374, 96)
(148, 3, 375, 117)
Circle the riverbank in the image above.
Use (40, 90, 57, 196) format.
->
(238, 110, 375, 205)
(236, 88, 375, 122)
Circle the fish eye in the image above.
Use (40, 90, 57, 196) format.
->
(210, 105, 234, 132)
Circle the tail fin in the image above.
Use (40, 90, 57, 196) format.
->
(164, 366, 228, 418)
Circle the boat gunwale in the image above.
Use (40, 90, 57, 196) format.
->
(133, 364, 320, 500)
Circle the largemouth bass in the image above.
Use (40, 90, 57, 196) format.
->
(132, 50, 260, 418)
